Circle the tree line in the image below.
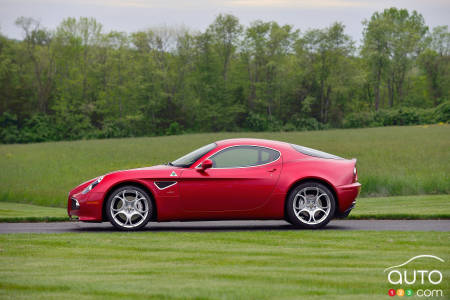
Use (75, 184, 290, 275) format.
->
(0, 7, 448, 143)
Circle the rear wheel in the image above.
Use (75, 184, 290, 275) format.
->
(286, 182, 335, 229)
(106, 186, 152, 231)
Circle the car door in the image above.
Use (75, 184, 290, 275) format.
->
(180, 145, 282, 212)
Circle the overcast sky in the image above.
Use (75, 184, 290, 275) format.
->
(1, 0, 449, 42)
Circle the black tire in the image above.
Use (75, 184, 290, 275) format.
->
(105, 185, 153, 231)
(285, 181, 336, 229)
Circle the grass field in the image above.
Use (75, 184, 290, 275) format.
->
(0, 125, 449, 207)
(348, 194, 450, 219)
(1, 125, 449, 299)
(0, 194, 448, 222)
(0, 231, 448, 299)
(0, 202, 68, 222)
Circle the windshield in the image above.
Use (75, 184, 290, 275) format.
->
(171, 143, 217, 167)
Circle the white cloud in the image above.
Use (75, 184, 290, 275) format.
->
(0, 0, 370, 9)
(0, 0, 448, 40)
(225, 0, 369, 8)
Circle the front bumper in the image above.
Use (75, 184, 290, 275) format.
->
(67, 191, 104, 222)
(335, 182, 361, 216)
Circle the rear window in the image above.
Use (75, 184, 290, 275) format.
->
(290, 144, 343, 160)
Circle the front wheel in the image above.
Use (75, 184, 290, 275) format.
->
(106, 186, 153, 230)
(286, 182, 336, 229)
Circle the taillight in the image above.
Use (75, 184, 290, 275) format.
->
(353, 166, 358, 183)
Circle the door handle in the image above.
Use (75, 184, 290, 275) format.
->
(268, 168, 277, 173)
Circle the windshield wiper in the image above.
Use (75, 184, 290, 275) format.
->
(167, 162, 174, 166)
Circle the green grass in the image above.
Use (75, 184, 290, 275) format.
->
(0, 194, 449, 222)
(0, 231, 448, 299)
(0, 125, 449, 207)
(0, 202, 68, 222)
(349, 194, 450, 219)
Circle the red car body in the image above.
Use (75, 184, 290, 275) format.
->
(68, 138, 361, 223)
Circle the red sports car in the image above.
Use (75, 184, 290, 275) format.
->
(68, 138, 361, 230)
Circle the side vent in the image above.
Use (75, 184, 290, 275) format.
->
(154, 181, 177, 190)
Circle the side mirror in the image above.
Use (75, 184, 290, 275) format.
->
(200, 159, 213, 171)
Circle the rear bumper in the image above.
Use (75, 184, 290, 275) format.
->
(335, 200, 356, 218)
(335, 182, 361, 216)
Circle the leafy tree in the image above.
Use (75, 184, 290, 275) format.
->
(362, 8, 428, 109)
(15, 17, 55, 114)
(298, 22, 355, 123)
(243, 21, 298, 120)
(0, 10, 448, 144)
(417, 26, 450, 105)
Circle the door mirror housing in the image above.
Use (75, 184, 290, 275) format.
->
(200, 159, 213, 170)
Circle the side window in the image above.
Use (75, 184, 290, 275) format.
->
(210, 146, 280, 168)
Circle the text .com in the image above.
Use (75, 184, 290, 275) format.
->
(388, 288, 443, 297)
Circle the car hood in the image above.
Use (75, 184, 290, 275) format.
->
(70, 164, 183, 195)
(105, 164, 185, 179)
(111, 164, 180, 172)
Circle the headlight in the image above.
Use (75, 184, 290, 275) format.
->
(82, 176, 104, 194)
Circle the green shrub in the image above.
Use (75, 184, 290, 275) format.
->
(98, 119, 129, 138)
(20, 114, 60, 142)
(2, 101, 448, 144)
(343, 111, 375, 128)
(290, 114, 323, 131)
(267, 118, 283, 131)
(394, 108, 421, 125)
(282, 123, 296, 132)
(166, 122, 183, 135)
(0, 112, 20, 144)
(245, 112, 320, 132)
(434, 101, 450, 122)
(343, 104, 449, 129)
(417, 108, 435, 124)
(97, 114, 148, 139)
(245, 112, 269, 131)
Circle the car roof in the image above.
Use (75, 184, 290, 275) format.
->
(212, 138, 348, 161)
(215, 138, 291, 149)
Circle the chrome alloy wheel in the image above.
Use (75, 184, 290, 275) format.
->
(110, 189, 149, 228)
(293, 186, 331, 225)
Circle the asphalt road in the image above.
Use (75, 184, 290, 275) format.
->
(0, 219, 449, 233)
